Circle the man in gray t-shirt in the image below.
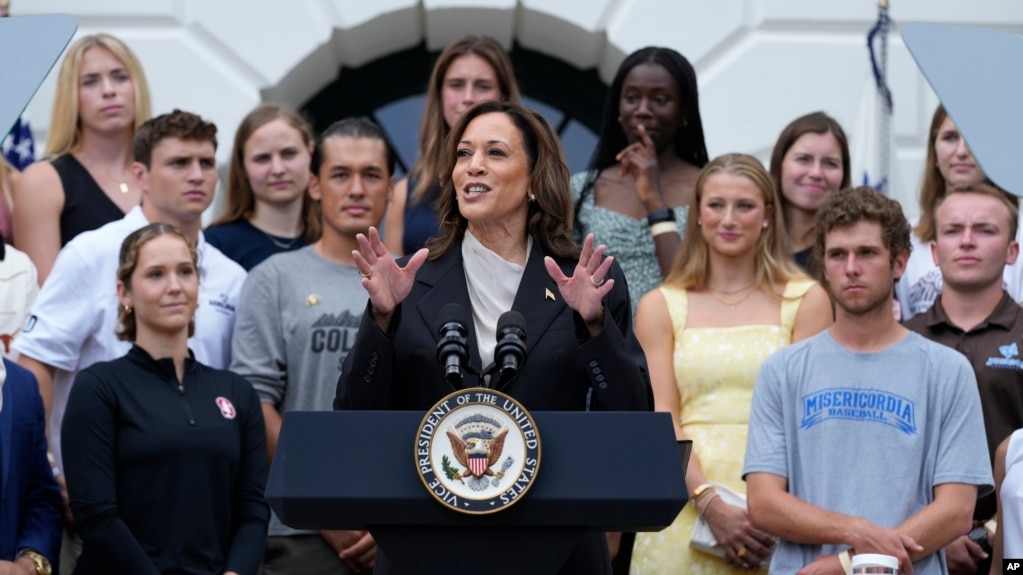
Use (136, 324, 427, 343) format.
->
(744, 187, 992, 575)
(231, 118, 396, 575)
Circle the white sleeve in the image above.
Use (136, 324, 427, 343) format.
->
(13, 243, 103, 371)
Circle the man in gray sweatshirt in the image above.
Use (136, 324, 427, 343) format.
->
(230, 118, 395, 575)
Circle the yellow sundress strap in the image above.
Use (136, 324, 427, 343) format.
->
(779, 278, 816, 335)
(658, 285, 689, 338)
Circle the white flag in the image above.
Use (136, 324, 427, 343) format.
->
(849, 80, 910, 212)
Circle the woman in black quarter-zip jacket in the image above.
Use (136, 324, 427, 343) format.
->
(62, 223, 269, 575)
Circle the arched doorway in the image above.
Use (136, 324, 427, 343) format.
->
(300, 41, 608, 177)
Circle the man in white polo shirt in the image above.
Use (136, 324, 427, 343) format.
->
(14, 109, 245, 570)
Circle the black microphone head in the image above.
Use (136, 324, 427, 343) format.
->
(496, 310, 527, 337)
(438, 303, 471, 336)
(495, 310, 527, 382)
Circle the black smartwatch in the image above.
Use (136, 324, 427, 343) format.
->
(646, 207, 675, 225)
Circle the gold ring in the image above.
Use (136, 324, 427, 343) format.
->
(359, 271, 372, 279)
(736, 546, 747, 558)
(590, 275, 605, 287)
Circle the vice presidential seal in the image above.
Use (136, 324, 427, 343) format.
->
(415, 389, 541, 514)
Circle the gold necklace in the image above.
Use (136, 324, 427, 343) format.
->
(708, 284, 757, 310)
(80, 155, 130, 194)
(102, 165, 130, 194)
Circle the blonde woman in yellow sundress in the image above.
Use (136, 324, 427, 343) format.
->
(630, 153, 833, 574)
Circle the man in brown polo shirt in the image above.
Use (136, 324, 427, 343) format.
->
(904, 183, 1022, 575)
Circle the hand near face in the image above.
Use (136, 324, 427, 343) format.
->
(353, 227, 428, 330)
(616, 123, 663, 208)
(544, 234, 615, 335)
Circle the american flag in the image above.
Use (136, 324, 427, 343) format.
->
(2, 116, 35, 170)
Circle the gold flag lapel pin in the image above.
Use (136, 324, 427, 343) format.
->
(545, 288, 556, 301)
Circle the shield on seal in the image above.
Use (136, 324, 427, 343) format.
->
(468, 453, 488, 477)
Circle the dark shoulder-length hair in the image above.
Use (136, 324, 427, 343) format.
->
(769, 111, 851, 215)
(589, 46, 709, 173)
(428, 100, 577, 261)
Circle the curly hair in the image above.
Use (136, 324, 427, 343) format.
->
(133, 109, 217, 168)
(813, 186, 912, 283)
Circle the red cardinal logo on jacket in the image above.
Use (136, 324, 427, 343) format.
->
(215, 397, 236, 419)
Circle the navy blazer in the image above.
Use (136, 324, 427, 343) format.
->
(0, 359, 63, 564)
(336, 238, 652, 412)
(335, 239, 652, 575)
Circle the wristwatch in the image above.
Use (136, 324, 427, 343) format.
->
(16, 549, 52, 575)
(646, 207, 675, 225)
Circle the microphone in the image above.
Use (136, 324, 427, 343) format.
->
(494, 311, 527, 386)
(436, 303, 470, 385)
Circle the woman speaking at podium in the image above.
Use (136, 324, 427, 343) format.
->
(336, 100, 652, 573)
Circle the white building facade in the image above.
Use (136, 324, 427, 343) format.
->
(14, 0, 1023, 220)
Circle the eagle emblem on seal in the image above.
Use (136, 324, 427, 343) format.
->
(445, 413, 512, 491)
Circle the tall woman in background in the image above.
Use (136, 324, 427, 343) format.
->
(206, 103, 318, 270)
(382, 34, 521, 255)
(572, 46, 708, 314)
(13, 33, 151, 283)
(62, 223, 268, 574)
(768, 111, 849, 272)
(630, 154, 832, 574)
(896, 104, 1023, 320)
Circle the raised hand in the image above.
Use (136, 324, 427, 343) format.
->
(617, 123, 663, 208)
(352, 227, 428, 330)
(544, 233, 614, 335)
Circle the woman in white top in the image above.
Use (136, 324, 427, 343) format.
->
(895, 105, 1023, 320)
